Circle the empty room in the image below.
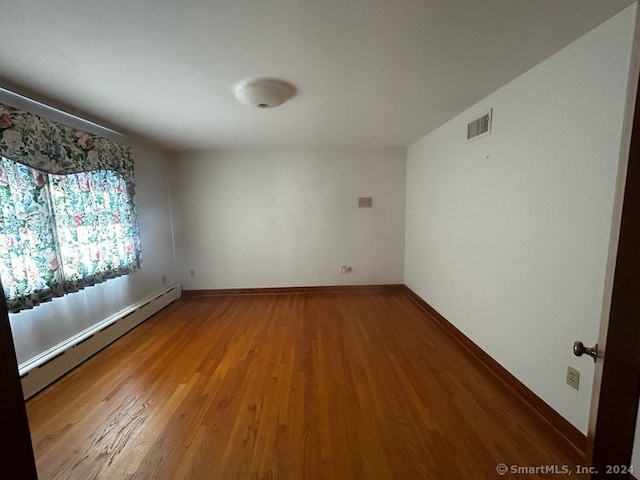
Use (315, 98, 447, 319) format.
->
(1, 0, 640, 478)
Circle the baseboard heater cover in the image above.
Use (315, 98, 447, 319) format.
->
(19, 283, 182, 399)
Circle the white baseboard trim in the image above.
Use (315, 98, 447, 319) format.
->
(19, 283, 182, 399)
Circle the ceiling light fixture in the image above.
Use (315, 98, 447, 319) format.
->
(233, 78, 295, 109)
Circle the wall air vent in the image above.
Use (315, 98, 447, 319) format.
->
(467, 109, 492, 141)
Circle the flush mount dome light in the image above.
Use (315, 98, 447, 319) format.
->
(233, 78, 295, 109)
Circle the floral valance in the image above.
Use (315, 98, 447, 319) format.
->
(0, 101, 134, 187)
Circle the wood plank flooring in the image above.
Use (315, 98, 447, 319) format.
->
(26, 289, 584, 479)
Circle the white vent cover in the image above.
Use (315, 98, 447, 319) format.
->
(467, 109, 492, 141)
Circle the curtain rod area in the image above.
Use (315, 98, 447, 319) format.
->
(0, 86, 126, 142)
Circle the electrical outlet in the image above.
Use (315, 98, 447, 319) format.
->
(566, 366, 580, 390)
(341, 266, 353, 273)
(189, 269, 195, 277)
(161, 274, 167, 284)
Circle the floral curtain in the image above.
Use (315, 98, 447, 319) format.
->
(0, 101, 141, 313)
(0, 158, 64, 310)
(50, 169, 141, 292)
(0, 102, 134, 186)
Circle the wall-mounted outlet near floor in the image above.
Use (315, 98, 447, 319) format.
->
(341, 266, 353, 273)
(566, 366, 580, 390)
(161, 274, 167, 284)
(190, 269, 195, 277)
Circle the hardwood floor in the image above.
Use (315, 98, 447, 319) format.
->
(26, 289, 584, 479)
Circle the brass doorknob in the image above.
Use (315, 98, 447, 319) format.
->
(573, 341, 598, 362)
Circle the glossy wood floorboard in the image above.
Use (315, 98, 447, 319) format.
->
(26, 290, 584, 479)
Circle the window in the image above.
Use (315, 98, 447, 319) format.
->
(0, 101, 141, 313)
(49, 168, 140, 286)
(0, 157, 141, 312)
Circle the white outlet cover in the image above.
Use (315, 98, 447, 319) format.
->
(566, 366, 580, 390)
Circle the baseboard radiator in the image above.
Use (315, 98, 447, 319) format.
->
(18, 283, 182, 400)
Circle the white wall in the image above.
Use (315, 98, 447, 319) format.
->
(8, 140, 176, 364)
(404, 5, 636, 433)
(169, 148, 406, 289)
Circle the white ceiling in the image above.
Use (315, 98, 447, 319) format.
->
(0, 0, 634, 149)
